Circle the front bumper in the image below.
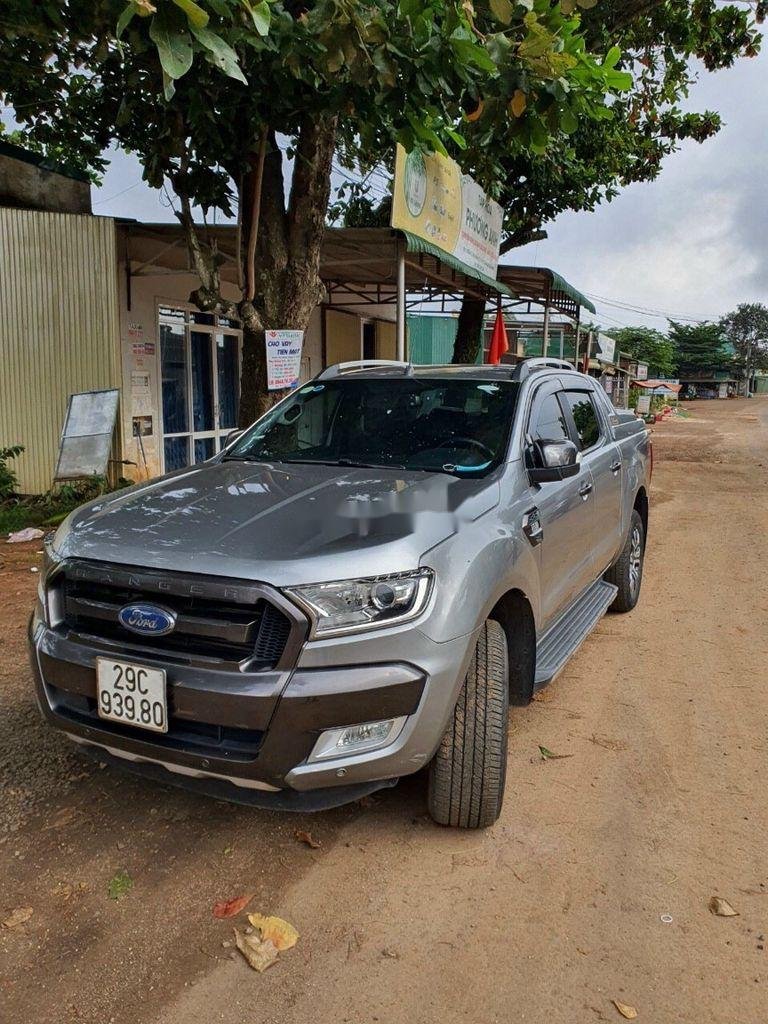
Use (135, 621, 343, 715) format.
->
(29, 604, 478, 802)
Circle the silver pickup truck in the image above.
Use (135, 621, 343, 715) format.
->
(30, 358, 651, 828)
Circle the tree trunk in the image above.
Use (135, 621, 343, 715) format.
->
(451, 295, 486, 363)
(235, 114, 338, 426)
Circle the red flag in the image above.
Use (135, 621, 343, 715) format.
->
(487, 310, 509, 365)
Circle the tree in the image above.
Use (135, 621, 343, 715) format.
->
(719, 302, 768, 391)
(0, 0, 626, 422)
(668, 321, 731, 377)
(450, 0, 763, 362)
(608, 326, 676, 377)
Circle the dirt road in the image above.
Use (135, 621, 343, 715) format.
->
(2, 398, 767, 1024)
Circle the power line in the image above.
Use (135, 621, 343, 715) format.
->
(585, 291, 718, 323)
(92, 179, 143, 206)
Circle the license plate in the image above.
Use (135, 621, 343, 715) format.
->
(96, 658, 168, 733)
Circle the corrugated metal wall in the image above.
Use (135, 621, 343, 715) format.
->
(407, 314, 480, 364)
(0, 209, 121, 493)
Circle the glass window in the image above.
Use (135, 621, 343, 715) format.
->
(160, 323, 188, 434)
(529, 393, 569, 443)
(194, 437, 216, 463)
(226, 378, 520, 475)
(191, 331, 215, 432)
(216, 333, 240, 429)
(164, 436, 190, 471)
(192, 311, 215, 326)
(564, 391, 601, 450)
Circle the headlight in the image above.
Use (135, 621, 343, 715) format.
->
(286, 568, 433, 639)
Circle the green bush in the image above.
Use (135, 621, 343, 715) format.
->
(0, 473, 130, 536)
(0, 445, 24, 498)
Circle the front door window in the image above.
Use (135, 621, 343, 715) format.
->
(159, 307, 241, 472)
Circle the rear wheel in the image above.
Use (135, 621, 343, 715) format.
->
(427, 619, 509, 829)
(605, 508, 645, 613)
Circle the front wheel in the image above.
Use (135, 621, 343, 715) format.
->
(427, 618, 509, 829)
(605, 508, 645, 613)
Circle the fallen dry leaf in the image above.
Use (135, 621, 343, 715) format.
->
(709, 896, 739, 917)
(538, 745, 573, 760)
(247, 913, 299, 951)
(2, 907, 33, 929)
(612, 1000, 638, 1019)
(234, 928, 279, 972)
(294, 829, 321, 849)
(213, 894, 254, 919)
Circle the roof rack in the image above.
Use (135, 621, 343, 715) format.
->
(511, 357, 576, 382)
(317, 359, 414, 380)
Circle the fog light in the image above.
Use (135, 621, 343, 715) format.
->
(309, 716, 408, 763)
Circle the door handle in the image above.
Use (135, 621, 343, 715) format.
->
(522, 507, 543, 546)
(610, 460, 622, 474)
(578, 482, 593, 499)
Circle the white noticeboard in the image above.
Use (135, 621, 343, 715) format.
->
(636, 394, 651, 415)
(55, 388, 120, 480)
(636, 362, 649, 381)
(596, 333, 616, 364)
(265, 330, 304, 391)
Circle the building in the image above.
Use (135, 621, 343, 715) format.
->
(0, 147, 595, 494)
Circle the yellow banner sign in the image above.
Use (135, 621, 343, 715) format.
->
(391, 145, 502, 280)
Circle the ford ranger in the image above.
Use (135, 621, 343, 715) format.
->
(30, 358, 651, 828)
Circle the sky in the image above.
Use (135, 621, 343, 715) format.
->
(87, 46, 768, 334)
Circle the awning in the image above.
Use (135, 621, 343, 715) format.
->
(496, 264, 596, 317)
(399, 229, 513, 298)
(633, 379, 682, 393)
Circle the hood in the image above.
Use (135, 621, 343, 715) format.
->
(54, 460, 500, 586)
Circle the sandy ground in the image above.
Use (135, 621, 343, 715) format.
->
(1, 398, 767, 1024)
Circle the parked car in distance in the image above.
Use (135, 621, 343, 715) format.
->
(30, 358, 651, 828)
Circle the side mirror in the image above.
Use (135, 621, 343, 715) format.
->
(224, 429, 244, 448)
(528, 439, 580, 483)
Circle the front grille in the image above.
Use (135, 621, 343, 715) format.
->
(54, 563, 299, 670)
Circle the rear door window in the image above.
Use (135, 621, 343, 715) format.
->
(563, 391, 602, 451)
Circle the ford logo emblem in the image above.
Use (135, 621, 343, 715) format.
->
(118, 603, 177, 637)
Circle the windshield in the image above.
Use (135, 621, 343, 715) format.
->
(226, 377, 520, 474)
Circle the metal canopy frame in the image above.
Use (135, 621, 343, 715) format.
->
(120, 222, 594, 361)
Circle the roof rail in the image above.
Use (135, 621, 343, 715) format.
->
(511, 357, 576, 382)
(317, 359, 414, 380)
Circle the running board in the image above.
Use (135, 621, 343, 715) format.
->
(534, 579, 618, 689)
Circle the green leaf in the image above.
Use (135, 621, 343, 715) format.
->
(171, 0, 209, 30)
(445, 126, 467, 149)
(162, 70, 176, 101)
(603, 45, 622, 70)
(450, 37, 497, 74)
(604, 68, 633, 91)
(190, 24, 248, 83)
(538, 745, 573, 761)
(560, 105, 577, 134)
(250, 0, 271, 37)
(149, 11, 194, 80)
(489, 0, 513, 25)
(116, 3, 136, 40)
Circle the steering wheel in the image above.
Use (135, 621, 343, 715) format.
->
(450, 437, 494, 460)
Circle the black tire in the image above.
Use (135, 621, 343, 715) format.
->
(427, 618, 509, 829)
(605, 508, 645, 613)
